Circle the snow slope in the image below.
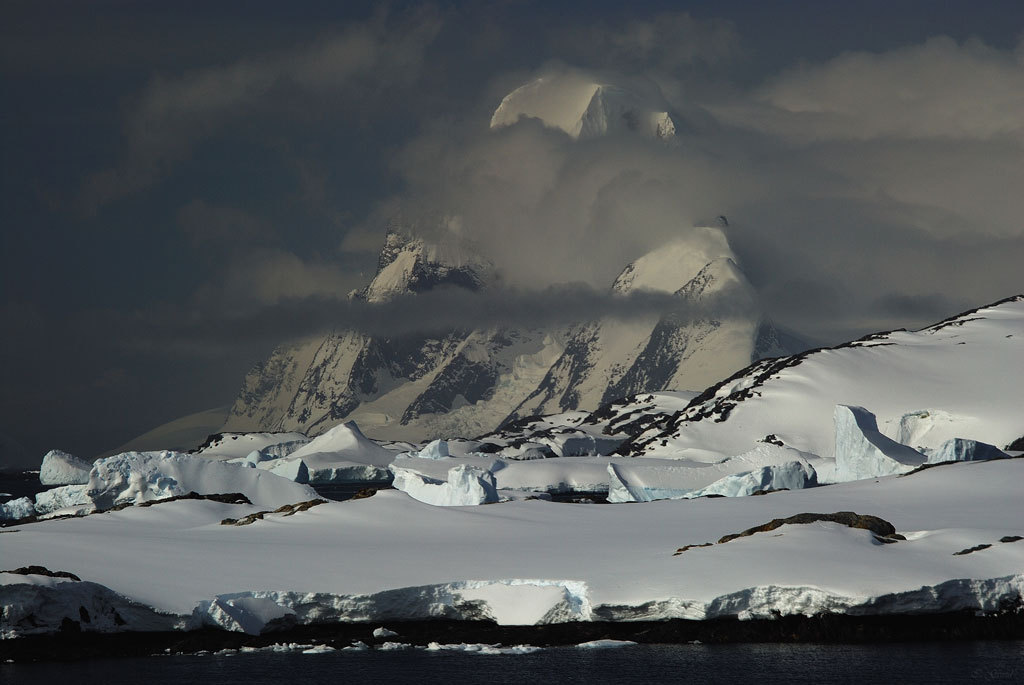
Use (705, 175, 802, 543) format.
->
(621, 296, 1024, 462)
(3, 458, 1024, 635)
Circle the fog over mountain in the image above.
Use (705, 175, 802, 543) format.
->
(3, 1, 1024, 466)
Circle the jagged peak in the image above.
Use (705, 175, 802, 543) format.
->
(491, 67, 676, 141)
(611, 226, 738, 295)
(362, 226, 492, 303)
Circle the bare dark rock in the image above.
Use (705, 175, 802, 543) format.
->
(717, 512, 899, 544)
(953, 544, 993, 556)
(673, 542, 713, 556)
(999, 535, 1023, 543)
(3, 565, 82, 581)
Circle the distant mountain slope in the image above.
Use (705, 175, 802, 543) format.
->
(221, 223, 785, 442)
(219, 71, 793, 443)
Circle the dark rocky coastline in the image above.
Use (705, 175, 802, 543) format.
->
(5, 610, 1024, 663)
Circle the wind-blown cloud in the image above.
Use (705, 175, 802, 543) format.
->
(129, 281, 758, 353)
(738, 36, 1024, 143)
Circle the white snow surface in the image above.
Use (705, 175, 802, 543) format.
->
(194, 432, 309, 461)
(86, 451, 317, 509)
(5, 458, 1024, 637)
(39, 449, 92, 485)
(630, 297, 1024, 462)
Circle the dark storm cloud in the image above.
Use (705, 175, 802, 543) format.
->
(5, 1, 1024, 468)
(77, 5, 443, 212)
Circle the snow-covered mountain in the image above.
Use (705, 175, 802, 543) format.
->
(491, 68, 676, 140)
(221, 73, 782, 443)
(507, 226, 774, 421)
(222, 223, 780, 443)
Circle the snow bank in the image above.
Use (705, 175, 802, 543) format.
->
(390, 463, 499, 506)
(39, 449, 92, 486)
(87, 451, 317, 509)
(924, 438, 1008, 464)
(833, 406, 926, 482)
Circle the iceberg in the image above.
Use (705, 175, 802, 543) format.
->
(39, 449, 92, 486)
(607, 444, 822, 503)
(35, 484, 92, 517)
(274, 421, 398, 483)
(689, 461, 817, 498)
(86, 451, 317, 509)
(390, 463, 499, 506)
(833, 405, 926, 482)
(0, 497, 35, 521)
(924, 437, 1008, 464)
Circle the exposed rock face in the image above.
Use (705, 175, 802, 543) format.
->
(222, 227, 783, 444)
(717, 511, 901, 544)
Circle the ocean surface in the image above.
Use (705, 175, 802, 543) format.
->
(3, 641, 1023, 684)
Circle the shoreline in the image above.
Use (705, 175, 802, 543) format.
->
(5, 611, 1024, 663)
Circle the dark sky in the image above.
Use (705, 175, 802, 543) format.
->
(3, 0, 1024, 468)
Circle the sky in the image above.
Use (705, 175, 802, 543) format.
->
(2, 0, 1024, 468)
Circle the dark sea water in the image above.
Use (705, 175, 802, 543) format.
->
(3, 641, 1023, 684)
(0, 471, 46, 503)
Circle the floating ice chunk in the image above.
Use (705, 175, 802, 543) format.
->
(425, 642, 542, 654)
(302, 645, 335, 654)
(924, 438, 1008, 464)
(39, 450, 92, 486)
(378, 642, 413, 651)
(87, 451, 317, 509)
(390, 463, 499, 506)
(833, 405, 926, 482)
(373, 626, 398, 638)
(0, 496, 34, 521)
(343, 641, 370, 651)
(577, 639, 637, 649)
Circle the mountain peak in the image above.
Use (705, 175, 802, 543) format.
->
(611, 226, 738, 295)
(491, 68, 676, 140)
(362, 229, 490, 304)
